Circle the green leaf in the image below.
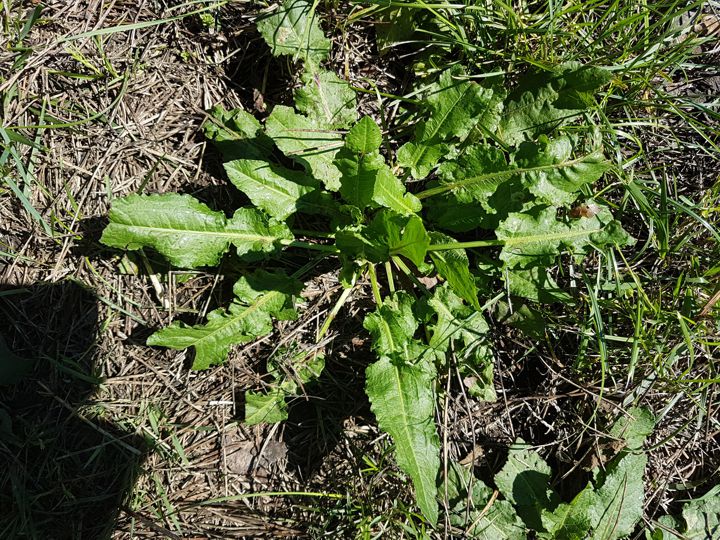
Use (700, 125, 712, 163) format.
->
(0, 335, 34, 385)
(424, 143, 606, 213)
(101, 194, 292, 268)
(148, 270, 302, 369)
(495, 439, 560, 531)
(494, 301, 547, 340)
(677, 485, 720, 539)
(245, 389, 288, 425)
(366, 355, 440, 525)
(385, 214, 429, 267)
(497, 205, 564, 269)
(541, 502, 593, 540)
(550, 452, 646, 540)
(429, 232, 480, 310)
(345, 115, 382, 154)
(245, 350, 326, 425)
(398, 66, 500, 178)
(428, 285, 495, 400)
(497, 204, 630, 270)
(256, 0, 330, 64)
(364, 291, 418, 356)
(588, 452, 647, 540)
(505, 268, 572, 304)
(436, 144, 513, 206)
(224, 159, 317, 220)
(295, 70, 357, 129)
(497, 63, 611, 146)
(444, 462, 527, 539)
(336, 119, 421, 215)
(371, 165, 422, 215)
(266, 105, 343, 191)
(337, 211, 428, 266)
(514, 138, 610, 206)
(336, 147, 386, 209)
(609, 407, 655, 451)
(203, 105, 274, 161)
(336, 226, 389, 263)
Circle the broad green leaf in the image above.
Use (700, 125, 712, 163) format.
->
(429, 232, 480, 310)
(542, 453, 647, 540)
(496, 205, 562, 269)
(366, 355, 440, 525)
(609, 407, 655, 451)
(427, 144, 527, 231)
(428, 285, 495, 400)
(203, 105, 273, 161)
(397, 140, 445, 180)
(495, 439, 560, 531)
(335, 226, 388, 263)
(424, 143, 605, 213)
(437, 144, 512, 206)
(588, 452, 647, 540)
(514, 137, 610, 206)
(677, 485, 720, 539)
(540, 502, 593, 540)
(505, 268, 572, 304)
(384, 213, 429, 267)
(398, 66, 500, 178)
(266, 105, 343, 191)
(148, 270, 302, 369)
(101, 194, 292, 268)
(256, 0, 330, 64)
(494, 301, 546, 340)
(336, 119, 421, 215)
(224, 159, 317, 220)
(364, 291, 418, 356)
(444, 462, 527, 539)
(337, 211, 428, 266)
(295, 70, 357, 129)
(245, 389, 288, 425)
(336, 148, 386, 208)
(0, 335, 34, 385)
(542, 407, 654, 539)
(371, 165, 422, 215)
(497, 63, 611, 146)
(426, 196, 487, 233)
(497, 204, 629, 270)
(345, 116, 382, 154)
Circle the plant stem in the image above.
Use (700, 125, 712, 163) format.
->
(384, 260, 395, 293)
(367, 264, 383, 306)
(427, 225, 608, 252)
(427, 239, 504, 251)
(414, 154, 607, 200)
(392, 256, 430, 296)
(317, 274, 357, 341)
(283, 240, 339, 253)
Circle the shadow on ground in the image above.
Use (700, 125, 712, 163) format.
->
(0, 280, 147, 540)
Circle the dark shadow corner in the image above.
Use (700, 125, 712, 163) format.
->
(0, 280, 147, 540)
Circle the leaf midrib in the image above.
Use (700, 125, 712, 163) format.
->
(116, 223, 280, 243)
(188, 291, 281, 348)
(417, 153, 606, 199)
(502, 226, 602, 246)
(407, 84, 475, 171)
(391, 363, 432, 518)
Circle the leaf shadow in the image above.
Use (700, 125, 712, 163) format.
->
(281, 345, 372, 480)
(0, 280, 148, 539)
